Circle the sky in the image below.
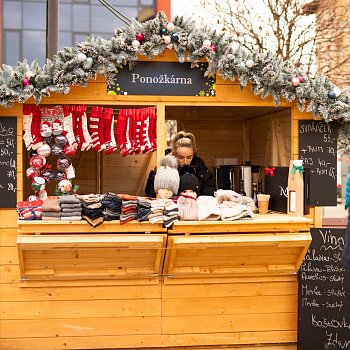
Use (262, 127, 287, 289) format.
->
(171, 0, 205, 18)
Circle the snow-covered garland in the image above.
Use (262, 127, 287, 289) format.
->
(1, 11, 350, 150)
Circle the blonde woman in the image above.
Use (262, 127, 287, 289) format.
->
(145, 131, 215, 198)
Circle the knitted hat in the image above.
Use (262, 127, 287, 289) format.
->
(219, 202, 254, 221)
(197, 195, 221, 221)
(178, 195, 198, 221)
(178, 172, 201, 197)
(215, 189, 256, 211)
(154, 155, 180, 195)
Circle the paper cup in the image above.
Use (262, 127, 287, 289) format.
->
(258, 200, 269, 214)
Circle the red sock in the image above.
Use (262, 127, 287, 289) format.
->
(130, 109, 140, 154)
(151, 107, 157, 151)
(23, 105, 34, 150)
(103, 108, 117, 155)
(133, 109, 142, 154)
(120, 109, 134, 157)
(80, 105, 92, 151)
(31, 106, 43, 150)
(71, 105, 82, 150)
(63, 105, 78, 149)
(97, 106, 105, 152)
(141, 108, 152, 154)
(115, 109, 127, 150)
(136, 109, 145, 154)
(145, 107, 156, 153)
(89, 106, 101, 152)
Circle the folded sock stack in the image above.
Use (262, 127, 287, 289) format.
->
(59, 195, 82, 221)
(77, 194, 104, 226)
(101, 192, 122, 221)
(136, 197, 152, 222)
(162, 199, 179, 228)
(42, 197, 61, 221)
(82, 215, 104, 227)
(120, 194, 138, 225)
(148, 199, 164, 224)
(17, 200, 43, 220)
(77, 194, 102, 209)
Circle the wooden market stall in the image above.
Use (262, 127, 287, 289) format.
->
(1, 12, 344, 349)
(0, 49, 315, 350)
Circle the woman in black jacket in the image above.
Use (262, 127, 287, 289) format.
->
(145, 131, 216, 198)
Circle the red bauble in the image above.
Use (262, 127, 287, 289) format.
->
(297, 76, 304, 83)
(30, 155, 45, 170)
(210, 44, 217, 52)
(22, 78, 30, 86)
(64, 144, 77, 157)
(135, 32, 144, 41)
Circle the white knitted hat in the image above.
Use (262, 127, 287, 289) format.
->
(219, 202, 254, 221)
(154, 155, 180, 195)
(197, 195, 221, 221)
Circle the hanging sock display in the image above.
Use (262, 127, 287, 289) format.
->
(115, 107, 157, 157)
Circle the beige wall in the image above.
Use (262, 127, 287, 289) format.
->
(314, 0, 350, 87)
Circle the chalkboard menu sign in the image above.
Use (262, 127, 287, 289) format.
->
(298, 120, 337, 206)
(298, 228, 350, 350)
(0, 117, 17, 208)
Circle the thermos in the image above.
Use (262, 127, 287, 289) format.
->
(231, 165, 252, 197)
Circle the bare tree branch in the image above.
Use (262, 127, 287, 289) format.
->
(199, 0, 349, 83)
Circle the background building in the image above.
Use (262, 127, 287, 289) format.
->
(0, 0, 170, 66)
(305, 0, 350, 87)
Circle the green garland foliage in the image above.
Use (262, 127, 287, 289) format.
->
(1, 11, 350, 151)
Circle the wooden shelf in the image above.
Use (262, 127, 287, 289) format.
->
(163, 232, 311, 279)
(17, 234, 167, 281)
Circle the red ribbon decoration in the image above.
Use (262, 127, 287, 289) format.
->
(265, 166, 275, 177)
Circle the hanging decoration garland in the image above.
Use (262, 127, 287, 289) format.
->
(1, 11, 350, 150)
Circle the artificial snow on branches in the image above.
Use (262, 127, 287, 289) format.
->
(1, 11, 350, 148)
